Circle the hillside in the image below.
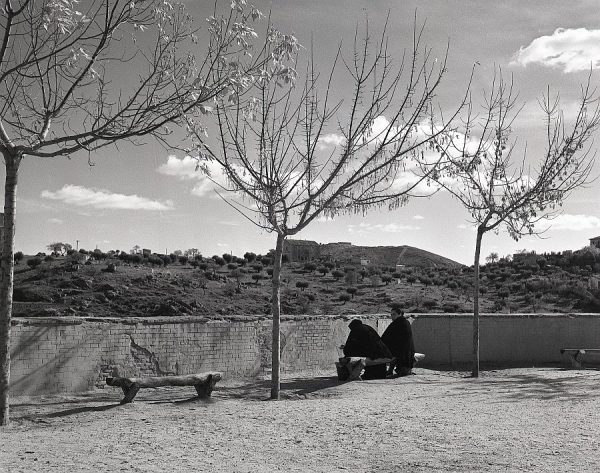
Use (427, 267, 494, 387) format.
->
(321, 244, 463, 269)
(10, 245, 600, 319)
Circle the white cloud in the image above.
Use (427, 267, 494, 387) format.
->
(48, 218, 63, 224)
(549, 214, 600, 231)
(41, 185, 173, 211)
(217, 242, 230, 248)
(157, 155, 200, 180)
(511, 28, 600, 73)
(348, 222, 420, 234)
(457, 223, 470, 229)
(317, 133, 345, 150)
(412, 215, 425, 220)
(158, 156, 233, 198)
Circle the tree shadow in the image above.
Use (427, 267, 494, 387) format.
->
(45, 403, 122, 418)
(212, 375, 342, 401)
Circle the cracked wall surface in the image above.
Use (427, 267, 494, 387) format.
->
(9, 313, 600, 395)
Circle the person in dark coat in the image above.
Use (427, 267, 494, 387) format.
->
(381, 307, 415, 377)
(343, 319, 392, 379)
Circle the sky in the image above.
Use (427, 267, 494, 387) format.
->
(5, 0, 600, 264)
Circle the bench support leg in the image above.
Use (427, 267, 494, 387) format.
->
(570, 351, 584, 369)
(195, 374, 218, 399)
(120, 382, 140, 405)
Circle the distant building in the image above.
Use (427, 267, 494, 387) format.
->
(513, 251, 538, 265)
(142, 248, 151, 257)
(590, 236, 600, 249)
(282, 239, 320, 262)
(360, 258, 370, 266)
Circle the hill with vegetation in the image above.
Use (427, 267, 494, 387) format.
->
(10, 244, 600, 319)
(321, 244, 463, 269)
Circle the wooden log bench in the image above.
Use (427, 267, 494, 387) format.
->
(336, 353, 426, 381)
(335, 357, 395, 381)
(560, 348, 600, 369)
(106, 372, 222, 404)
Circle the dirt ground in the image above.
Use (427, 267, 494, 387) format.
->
(1, 367, 599, 472)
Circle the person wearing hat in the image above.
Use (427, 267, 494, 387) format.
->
(381, 306, 416, 377)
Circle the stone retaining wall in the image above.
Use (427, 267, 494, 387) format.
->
(9, 313, 600, 395)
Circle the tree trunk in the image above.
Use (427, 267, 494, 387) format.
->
(0, 154, 20, 426)
(270, 233, 285, 400)
(472, 227, 483, 378)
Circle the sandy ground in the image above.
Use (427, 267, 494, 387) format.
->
(1, 367, 599, 472)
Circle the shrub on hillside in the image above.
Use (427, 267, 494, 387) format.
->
(296, 281, 309, 292)
(442, 302, 461, 313)
(14, 251, 24, 264)
(422, 298, 438, 309)
(345, 271, 358, 286)
(27, 257, 42, 269)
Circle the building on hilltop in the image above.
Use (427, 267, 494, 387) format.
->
(513, 251, 538, 265)
(282, 239, 321, 262)
(590, 236, 600, 249)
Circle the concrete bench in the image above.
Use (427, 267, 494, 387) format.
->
(560, 349, 600, 369)
(106, 372, 222, 404)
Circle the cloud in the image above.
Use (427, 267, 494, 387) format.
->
(41, 185, 173, 211)
(548, 214, 600, 231)
(412, 215, 425, 220)
(48, 218, 63, 224)
(317, 133, 345, 150)
(158, 155, 233, 198)
(511, 28, 600, 73)
(157, 155, 202, 180)
(348, 222, 420, 234)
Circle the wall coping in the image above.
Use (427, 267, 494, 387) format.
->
(10, 312, 600, 327)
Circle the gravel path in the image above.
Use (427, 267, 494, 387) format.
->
(1, 368, 599, 472)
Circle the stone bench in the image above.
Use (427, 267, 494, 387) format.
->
(106, 372, 222, 404)
(560, 348, 600, 369)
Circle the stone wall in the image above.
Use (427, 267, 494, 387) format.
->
(9, 313, 600, 395)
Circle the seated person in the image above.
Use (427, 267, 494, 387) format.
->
(343, 319, 392, 379)
(381, 306, 415, 377)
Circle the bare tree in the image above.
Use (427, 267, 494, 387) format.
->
(0, 0, 293, 425)
(187, 21, 467, 399)
(426, 74, 600, 377)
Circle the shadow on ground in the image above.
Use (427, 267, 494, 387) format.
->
(9, 368, 600, 423)
(212, 375, 342, 401)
